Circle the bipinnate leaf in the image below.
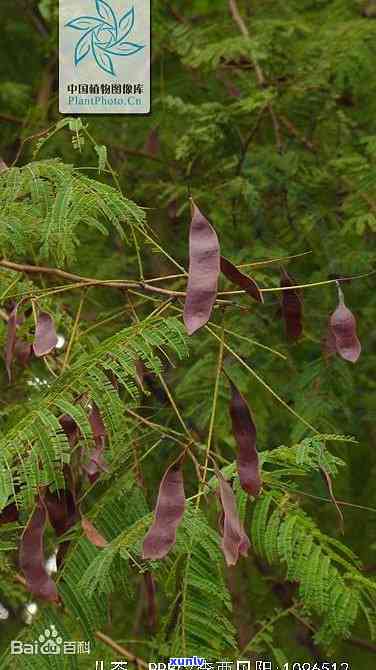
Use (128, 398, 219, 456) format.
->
(216, 467, 251, 567)
(82, 517, 109, 548)
(220, 256, 264, 303)
(183, 199, 220, 335)
(33, 312, 58, 357)
(19, 496, 59, 602)
(5, 304, 18, 382)
(329, 285, 361, 363)
(228, 379, 262, 497)
(142, 458, 185, 560)
(280, 268, 303, 340)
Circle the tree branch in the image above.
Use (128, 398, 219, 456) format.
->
(0, 258, 184, 297)
(0, 113, 23, 125)
(19, 0, 50, 38)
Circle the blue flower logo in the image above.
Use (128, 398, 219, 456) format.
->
(65, 0, 145, 76)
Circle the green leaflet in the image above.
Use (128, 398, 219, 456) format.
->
(250, 492, 375, 645)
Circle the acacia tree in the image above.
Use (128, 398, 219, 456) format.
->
(1, 0, 376, 668)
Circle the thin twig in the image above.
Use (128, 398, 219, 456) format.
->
(228, 0, 282, 151)
(62, 291, 86, 371)
(206, 325, 319, 434)
(0, 113, 23, 125)
(94, 631, 148, 668)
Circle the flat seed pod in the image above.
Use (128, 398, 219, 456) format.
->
(82, 517, 109, 548)
(329, 286, 361, 363)
(0, 502, 19, 526)
(59, 414, 80, 448)
(45, 489, 78, 537)
(19, 496, 59, 602)
(220, 256, 264, 303)
(33, 312, 58, 357)
(45, 488, 79, 567)
(84, 404, 108, 482)
(322, 325, 338, 361)
(5, 304, 18, 382)
(144, 127, 160, 157)
(144, 571, 157, 629)
(142, 458, 185, 560)
(83, 446, 110, 485)
(14, 339, 33, 367)
(183, 200, 220, 335)
(228, 379, 262, 497)
(280, 269, 303, 340)
(89, 404, 106, 446)
(216, 467, 251, 567)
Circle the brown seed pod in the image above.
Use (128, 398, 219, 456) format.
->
(329, 285, 361, 363)
(220, 256, 264, 303)
(228, 378, 262, 497)
(142, 457, 185, 560)
(0, 502, 19, 526)
(144, 127, 160, 157)
(19, 495, 59, 602)
(144, 571, 157, 629)
(280, 268, 303, 340)
(215, 466, 251, 567)
(84, 404, 109, 482)
(183, 200, 220, 335)
(33, 312, 58, 357)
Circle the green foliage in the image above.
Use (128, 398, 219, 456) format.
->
(0, 158, 146, 265)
